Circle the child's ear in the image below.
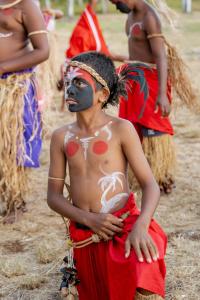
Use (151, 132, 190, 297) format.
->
(98, 88, 109, 104)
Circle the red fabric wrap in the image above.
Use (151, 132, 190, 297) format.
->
(66, 4, 110, 59)
(118, 64, 174, 135)
(70, 193, 167, 299)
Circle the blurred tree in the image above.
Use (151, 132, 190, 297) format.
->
(67, 0, 74, 17)
(182, 0, 192, 13)
(45, 0, 51, 8)
(101, 0, 108, 13)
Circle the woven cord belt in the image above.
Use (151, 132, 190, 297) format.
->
(70, 211, 130, 249)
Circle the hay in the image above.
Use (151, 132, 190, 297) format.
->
(142, 134, 176, 185)
(164, 37, 200, 114)
(37, 32, 60, 138)
(0, 73, 32, 215)
(19, 275, 47, 290)
(147, 34, 200, 114)
(0, 258, 26, 278)
(36, 240, 63, 264)
(128, 134, 176, 190)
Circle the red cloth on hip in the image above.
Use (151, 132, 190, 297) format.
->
(118, 63, 174, 135)
(70, 193, 167, 299)
(66, 4, 110, 59)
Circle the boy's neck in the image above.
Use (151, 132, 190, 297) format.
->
(76, 109, 108, 131)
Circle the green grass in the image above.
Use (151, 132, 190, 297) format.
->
(167, 0, 200, 11)
(41, 0, 200, 14)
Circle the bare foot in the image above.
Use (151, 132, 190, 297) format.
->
(3, 203, 27, 224)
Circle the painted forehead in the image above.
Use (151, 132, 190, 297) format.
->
(66, 66, 96, 90)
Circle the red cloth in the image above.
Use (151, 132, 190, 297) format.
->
(70, 193, 167, 299)
(118, 64, 174, 135)
(66, 4, 110, 59)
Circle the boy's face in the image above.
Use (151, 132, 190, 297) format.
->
(109, 0, 135, 10)
(64, 66, 98, 112)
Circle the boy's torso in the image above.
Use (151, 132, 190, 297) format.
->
(126, 9, 158, 63)
(62, 116, 130, 214)
(0, 4, 30, 62)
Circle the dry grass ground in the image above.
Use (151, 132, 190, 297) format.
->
(0, 12, 200, 300)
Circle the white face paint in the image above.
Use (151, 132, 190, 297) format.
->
(98, 166, 128, 213)
(64, 66, 82, 100)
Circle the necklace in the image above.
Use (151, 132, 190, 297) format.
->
(0, 0, 22, 9)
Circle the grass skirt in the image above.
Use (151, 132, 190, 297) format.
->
(0, 70, 42, 215)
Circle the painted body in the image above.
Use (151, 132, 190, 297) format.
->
(47, 53, 161, 285)
(63, 119, 129, 213)
(0, 0, 49, 74)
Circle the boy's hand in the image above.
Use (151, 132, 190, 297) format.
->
(125, 219, 159, 263)
(87, 213, 123, 241)
(154, 93, 171, 117)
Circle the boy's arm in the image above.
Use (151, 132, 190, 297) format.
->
(120, 120, 160, 262)
(144, 13, 171, 117)
(47, 129, 91, 225)
(0, 0, 49, 74)
(109, 52, 129, 63)
(47, 130, 123, 239)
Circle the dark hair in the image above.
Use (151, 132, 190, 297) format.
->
(71, 51, 126, 108)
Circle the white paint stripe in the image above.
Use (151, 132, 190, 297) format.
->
(85, 8, 101, 52)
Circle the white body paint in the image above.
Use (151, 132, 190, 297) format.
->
(101, 121, 113, 141)
(0, 32, 13, 38)
(98, 167, 128, 213)
(64, 131, 74, 145)
(64, 121, 113, 160)
(80, 137, 94, 160)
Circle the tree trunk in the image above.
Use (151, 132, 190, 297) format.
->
(67, 0, 74, 18)
(45, 0, 51, 8)
(101, 0, 108, 14)
(182, 0, 192, 13)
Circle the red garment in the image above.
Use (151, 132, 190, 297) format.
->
(70, 193, 167, 300)
(118, 64, 174, 135)
(66, 4, 110, 59)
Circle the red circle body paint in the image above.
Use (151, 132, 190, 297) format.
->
(132, 24, 141, 36)
(66, 141, 79, 157)
(2, 8, 14, 15)
(93, 141, 108, 155)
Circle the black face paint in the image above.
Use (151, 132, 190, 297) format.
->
(65, 78, 94, 112)
(116, 1, 131, 13)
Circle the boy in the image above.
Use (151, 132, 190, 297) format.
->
(110, 0, 197, 193)
(0, 0, 49, 222)
(59, 0, 128, 111)
(48, 52, 167, 299)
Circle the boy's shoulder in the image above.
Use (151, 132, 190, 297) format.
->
(111, 116, 134, 130)
(18, 0, 42, 15)
(51, 123, 75, 143)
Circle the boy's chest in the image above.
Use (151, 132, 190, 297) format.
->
(127, 14, 146, 40)
(63, 126, 121, 169)
(65, 137, 118, 165)
(0, 8, 22, 31)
